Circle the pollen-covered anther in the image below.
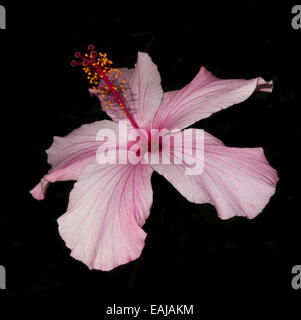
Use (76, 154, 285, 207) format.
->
(71, 45, 139, 128)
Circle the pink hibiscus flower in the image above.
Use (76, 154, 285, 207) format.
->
(30, 46, 278, 271)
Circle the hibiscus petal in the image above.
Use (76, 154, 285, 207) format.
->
(30, 120, 119, 200)
(152, 67, 273, 131)
(152, 129, 278, 220)
(128, 52, 163, 128)
(57, 161, 153, 271)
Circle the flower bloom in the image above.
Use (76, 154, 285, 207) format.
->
(30, 46, 278, 271)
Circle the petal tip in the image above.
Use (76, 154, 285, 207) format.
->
(256, 77, 273, 92)
(29, 183, 45, 200)
(29, 179, 49, 200)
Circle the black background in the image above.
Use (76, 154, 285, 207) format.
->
(0, 0, 300, 311)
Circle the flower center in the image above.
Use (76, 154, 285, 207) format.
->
(71, 45, 139, 129)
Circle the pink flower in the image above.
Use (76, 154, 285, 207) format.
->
(30, 47, 278, 271)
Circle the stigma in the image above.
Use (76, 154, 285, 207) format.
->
(71, 45, 139, 129)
